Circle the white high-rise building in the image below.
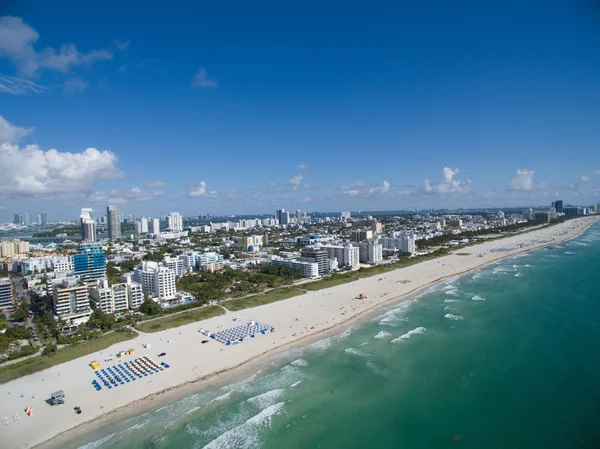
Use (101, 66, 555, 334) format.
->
(141, 217, 149, 233)
(320, 244, 360, 268)
(168, 212, 183, 232)
(163, 255, 184, 276)
(359, 241, 383, 264)
(89, 278, 114, 314)
(80, 208, 96, 242)
(132, 261, 177, 300)
(152, 218, 160, 235)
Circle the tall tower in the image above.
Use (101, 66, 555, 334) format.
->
(41, 211, 47, 225)
(107, 205, 122, 241)
(80, 208, 97, 242)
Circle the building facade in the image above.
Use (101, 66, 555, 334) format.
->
(168, 212, 183, 232)
(359, 241, 383, 264)
(271, 257, 319, 279)
(73, 243, 107, 281)
(47, 276, 92, 325)
(0, 278, 14, 312)
(300, 247, 329, 275)
(107, 205, 122, 241)
(320, 244, 360, 268)
(80, 208, 96, 242)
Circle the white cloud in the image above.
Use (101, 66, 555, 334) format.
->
(581, 175, 590, 183)
(64, 78, 88, 93)
(594, 170, 600, 175)
(147, 180, 167, 188)
(268, 181, 277, 188)
(424, 167, 471, 195)
(0, 15, 112, 77)
(289, 174, 303, 190)
(189, 181, 217, 197)
(508, 169, 535, 191)
(37, 43, 112, 73)
(342, 180, 391, 197)
(0, 75, 46, 95)
(0, 142, 123, 198)
(0, 16, 39, 77)
(0, 115, 34, 143)
(297, 164, 309, 170)
(192, 68, 217, 88)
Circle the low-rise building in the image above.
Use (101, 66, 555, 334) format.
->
(270, 257, 319, 279)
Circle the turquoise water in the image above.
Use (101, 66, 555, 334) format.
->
(71, 222, 600, 449)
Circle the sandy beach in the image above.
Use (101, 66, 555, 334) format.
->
(0, 216, 597, 449)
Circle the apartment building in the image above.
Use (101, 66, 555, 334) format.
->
(0, 278, 14, 312)
(359, 241, 383, 264)
(47, 275, 92, 326)
(271, 257, 319, 279)
(320, 244, 360, 268)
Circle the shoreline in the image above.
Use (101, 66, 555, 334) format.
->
(1, 216, 597, 449)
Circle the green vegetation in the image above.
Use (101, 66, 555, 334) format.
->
(33, 225, 81, 237)
(10, 300, 30, 321)
(0, 329, 138, 384)
(225, 288, 306, 311)
(176, 265, 301, 303)
(139, 294, 162, 316)
(135, 306, 225, 333)
(455, 252, 471, 256)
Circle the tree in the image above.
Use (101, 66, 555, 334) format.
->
(10, 301, 29, 321)
(42, 343, 57, 356)
(88, 305, 115, 331)
(5, 325, 32, 340)
(139, 294, 162, 316)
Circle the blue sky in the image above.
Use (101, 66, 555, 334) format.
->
(1, 0, 599, 221)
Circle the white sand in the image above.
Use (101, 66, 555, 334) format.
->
(0, 216, 597, 449)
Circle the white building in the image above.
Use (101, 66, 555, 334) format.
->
(168, 212, 183, 232)
(359, 241, 383, 264)
(132, 261, 177, 300)
(89, 278, 114, 314)
(378, 235, 416, 255)
(141, 217, 149, 233)
(320, 244, 360, 268)
(47, 275, 92, 326)
(163, 255, 184, 276)
(152, 218, 160, 235)
(80, 208, 96, 242)
(270, 257, 319, 279)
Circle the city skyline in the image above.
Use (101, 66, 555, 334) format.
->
(1, 2, 599, 221)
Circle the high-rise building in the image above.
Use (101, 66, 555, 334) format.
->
(554, 200, 563, 214)
(168, 212, 183, 232)
(127, 213, 135, 224)
(350, 230, 373, 242)
(152, 218, 160, 235)
(107, 205, 121, 241)
(320, 244, 360, 268)
(23, 213, 32, 226)
(0, 278, 14, 312)
(141, 217, 149, 233)
(276, 209, 290, 225)
(47, 275, 92, 325)
(80, 208, 96, 242)
(300, 247, 329, 275)
(132, 261, 177, 300)
(372, 219, 383, 234)
(359, 241, 383, 264)
(36, 214, 41, 224)
(41, 211, 47, 225)
(13, 213, 21, 225)
(0, 240, 29, 258)
(73, 243, 107, 281)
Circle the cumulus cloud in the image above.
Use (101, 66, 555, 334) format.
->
(147, 180, 167, 188)
(192, 68, 217, 88)
(297, 164, 309, 170)
(0, 143, 123, 198)
(0, 75, 46, 95)
(189, 181, 217, 197)
(0, 15, 113, 78)
(0, 115, 34, 143)
(423, 167, 471, 195)
(581, 175, 590, 183)
(508, 169, 535, 191)
(289, 174, 303, 190)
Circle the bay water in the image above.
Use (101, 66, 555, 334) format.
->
(71, 222, 600, 449)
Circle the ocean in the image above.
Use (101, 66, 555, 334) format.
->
(70, 222, 600, 449)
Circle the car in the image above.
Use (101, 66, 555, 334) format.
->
(158, 352, 167, 357)
(201, 340, 209, 344)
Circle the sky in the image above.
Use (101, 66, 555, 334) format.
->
(0, 0, 599, 221)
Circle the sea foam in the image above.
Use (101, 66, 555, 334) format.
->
(390, 326, 427, 342)
(471, 295, 486, 301)
(374, 331, 391, 339)
(444, 313, 464, 321)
